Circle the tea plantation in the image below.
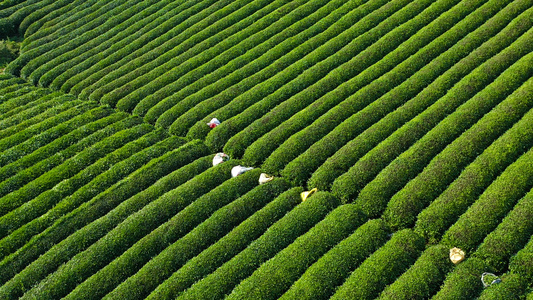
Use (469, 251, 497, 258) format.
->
(0, 0, 532, 299)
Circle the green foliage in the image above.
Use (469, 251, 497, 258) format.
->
(297, 0, 532, 189)
(46, 0, 196, 93)
(0, 96, 77, 139)
(147, 186, 303, 300)
(113, 0, 331, 114)
(168, 0, 389, 139)
(441, 148, 533, 252)
(64, 0, 223, 96)
(140, 0, 365, 123)
(353, 50, 532, 219)
(509, 237, 533, 282)
(1, 0, 532, 299)
(0, 75, 24, 89)
(477, 273, 529, 300)
(281, 219, 389, 300)
(0, 96, 73, 139)
(0, 112, 127, 183)
(383, 72, 533, 230)
(474, 188, 533, 272)
(179, 191, 340, 299)
(0, 0, 58, 39)
(18, 0, 76, 36)
(0, 114, 136, 205)
(330, 229, 425, 299)
(331, 29, 533, 210)
(0, 99, 89, 154)
(7, 0, 146, 78)
(20, 0, 103, 47)
(0, 147, 210, 298)
(432, 258, 491, 300)
(215, 0, 430, 156)
(415, 96, 533, 244)
(106, 177, 291, 299)
(51, 163, 253, 300)
(0, 121, 153, 218)
(378, 245, 454, 299)
(255, 0, 498, 173)
(227, 204, 367, 300)
(88, 0, 280, 107)
(23, 0, 150, 85)
(0, 94, 58, 124)
(0, 88, 56, 114)
(0, 130, 177, 256)
(0, 38, 19, 67)
(34, 0, 180, 89)
(0, 1, 26, 11)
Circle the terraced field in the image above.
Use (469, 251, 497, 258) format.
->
(0, 0, 532, 299)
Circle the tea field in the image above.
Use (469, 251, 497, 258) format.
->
(0, 0, 532, 299)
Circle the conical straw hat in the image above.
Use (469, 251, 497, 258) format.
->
(300, 188, 318, 202)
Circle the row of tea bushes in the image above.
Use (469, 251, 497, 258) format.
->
(0, 145, 211, 299)
(348, 49, 533, 219)
(20, 161, 244, 300)
(86, 0, 280, 106)
(178, 191, 341, 299)
(8, 0, 147, 77)
(213, 0, 438, 155)
(330, 27, 533, 208)
(0, 112, 128, 184)
(378, 245, 453, 299)
(24, 0, 155, 85)
(34, 0, 185, 88)
(196, 0, 418, 152)
(20, 0, 106, 46)
(0, 131, 182, 257)
(383, 72, 533, 230)
(431, 187, 532, 299)
(180, 0, 439, 143)
(0, 115, 138, 209)
(0, 96, 84, 139)
(58, 1, 220, 94)
(227, 204, 367, 300)
(281, 219, 389, 300)
(383, 183, 531, 299)
(509, 237, 533, 285)
(138, 0, 364, 122)
(64, 0, 227, 96)
(0, 98, 89, 154)
(0, 121, 153, 218)
(0, 0, 67, 37)
(46, 0, 197, 92)
(474, 188, 533, 273)
(110, 0, 335, 113)
(0, 88, 57, 115)
(251, 0, 504, 173)
(330, 229, 425, 299)
(0, 95, 63, 134)
(146, 187, 304, 300)
(106, 177, 291, 299)
(18, 0, 78, 36)
(288, 0, 532, 187)
(433, 258, 491, 299)
(415, 83, 533, 243)
(174, 0, 420, 143)
(477, 273, 530, 300)
(440, 148, 533, 252)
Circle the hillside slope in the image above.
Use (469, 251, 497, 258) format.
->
(0, 0, 532, 299)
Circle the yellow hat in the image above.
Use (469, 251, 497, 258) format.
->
(449, 247, 465, 264)
(301, 188, 318, 202)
